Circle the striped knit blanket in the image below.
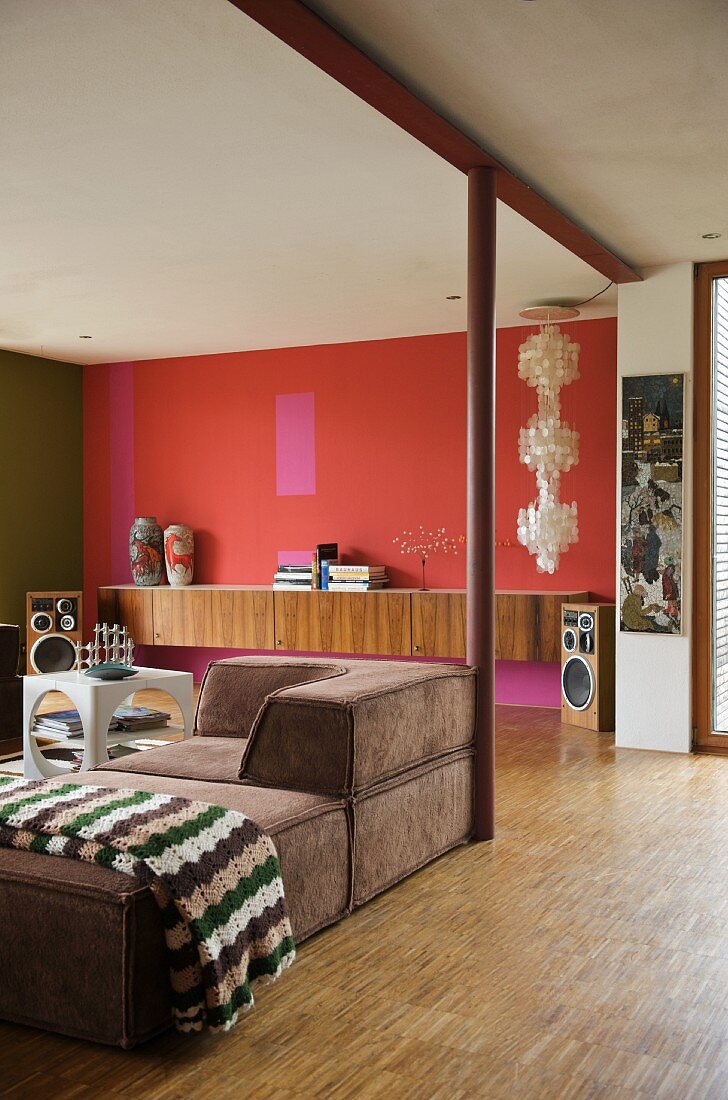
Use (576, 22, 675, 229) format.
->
(0, 775, 295, 1034)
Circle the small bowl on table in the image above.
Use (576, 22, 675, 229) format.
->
(84, 664, 139, 681)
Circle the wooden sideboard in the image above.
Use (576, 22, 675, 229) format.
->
(99, 586, 588, 662)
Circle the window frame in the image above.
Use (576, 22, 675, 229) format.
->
(694, 261, 728, 751)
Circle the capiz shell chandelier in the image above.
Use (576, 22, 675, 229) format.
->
(516, 308, 581, 574)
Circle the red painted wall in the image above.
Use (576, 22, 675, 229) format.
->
(84, 318, 616, 650)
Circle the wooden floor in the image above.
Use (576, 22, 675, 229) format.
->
(4, 706, 728, 1097)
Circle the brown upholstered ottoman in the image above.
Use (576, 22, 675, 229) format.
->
(0, 775, 349, 1047)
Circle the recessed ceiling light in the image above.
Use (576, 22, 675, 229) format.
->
(702, 232, 722, 239)
(446, 294, 461, 300)
(79, 335, 93, 339)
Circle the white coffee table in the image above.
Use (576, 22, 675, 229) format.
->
(23, 667, 194, 780)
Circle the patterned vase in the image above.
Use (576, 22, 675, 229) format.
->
(129, 517, 164, 586)
(164, 524, 194, 587)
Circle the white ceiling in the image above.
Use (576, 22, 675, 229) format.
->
(309, 0, 728, 271)
(1, 0, 616, 366)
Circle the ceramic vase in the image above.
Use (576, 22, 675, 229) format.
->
(164, 524, 194, 587)
(129, 517, 164, 586)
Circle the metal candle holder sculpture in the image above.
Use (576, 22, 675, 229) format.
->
(74, 623, 135, 672)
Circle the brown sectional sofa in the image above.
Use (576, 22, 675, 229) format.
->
(0, 657, 476, 1047)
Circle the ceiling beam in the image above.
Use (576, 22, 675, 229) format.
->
(227, 0, 641, 284)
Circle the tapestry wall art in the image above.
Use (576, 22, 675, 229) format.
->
(620, 373, 684, 634)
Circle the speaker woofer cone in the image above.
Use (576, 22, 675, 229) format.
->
(30, 634, 76, 674)
(562, 655, 595, 711)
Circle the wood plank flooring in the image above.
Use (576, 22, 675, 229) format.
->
(4, 706, 728, 1096)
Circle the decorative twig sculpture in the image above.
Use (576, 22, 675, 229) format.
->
(393, 526, 460, 591)
(516, 323, 580, 573)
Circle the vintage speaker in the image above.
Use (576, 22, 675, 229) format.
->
(26, 591, 83, 675)
(561, 603, 615, 732)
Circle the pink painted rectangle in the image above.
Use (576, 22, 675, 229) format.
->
(277, 549, 314, 566)
(276, 392, 316, 495)
(108, 363, 135, 585)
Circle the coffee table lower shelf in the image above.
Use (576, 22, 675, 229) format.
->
(23, 668, 194, 779)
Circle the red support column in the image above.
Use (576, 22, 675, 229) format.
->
(466, 167, 497, 841)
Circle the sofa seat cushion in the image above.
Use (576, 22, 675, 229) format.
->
(195, 658, 345, 737)
(235, 656, 476, 795)
(64, 771, 352, 943)
(96, 736, 245, 783)
(0, 772, 350, 1047)
(68, 768, 345, 841)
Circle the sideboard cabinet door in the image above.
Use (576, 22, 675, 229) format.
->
(273, 591, 410, 656)
(334, 592, 410, 655)
(98, 587, 155, 645)
(410, 593, 466, 658)
(152, 589, 274, 649)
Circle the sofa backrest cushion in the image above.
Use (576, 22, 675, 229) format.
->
(195, 658, 346, 738)
(238, 659, 477, 795)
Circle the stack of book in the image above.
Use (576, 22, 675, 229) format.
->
(33, 705, 170, 739)
(113, 705, 171, 732)
(327, 565, 389, 591)
(273, 543, 339, 590)
(272, 547, 390, 591)
(273, 565, 316, 590)
(32, 708, 84, 739)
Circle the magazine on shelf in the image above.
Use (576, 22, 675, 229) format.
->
(326, 581, 389, 591)
(113, 706, 171, 720)
(329, 567, 387, 576)
(35, 704, 171, 739)
(32, 708, 83, 731)
(115, 719, 170, 732)
(32, 724, 85, 741)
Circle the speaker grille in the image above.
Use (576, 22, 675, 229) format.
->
(562, 655, 595, 711)
(30, 634, 76, 674)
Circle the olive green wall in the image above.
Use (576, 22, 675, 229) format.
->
(0, 350, 83, 642)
